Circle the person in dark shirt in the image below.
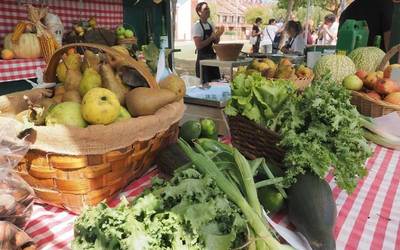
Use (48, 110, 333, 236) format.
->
(251, 17, 262, 53)
(339, 0, 393, 51)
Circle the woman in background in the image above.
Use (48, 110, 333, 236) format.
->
(251, 17, 262, 53)
(281, 21, 306, 55)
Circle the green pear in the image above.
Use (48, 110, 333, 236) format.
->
(45, 102, 87, 128)
(114, 106, 132, 122)
(79, 68, 102, 97)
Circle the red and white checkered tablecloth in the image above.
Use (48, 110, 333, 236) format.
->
(25, 145, 400, 250)
(0, 0, 123, 83)
(0, 58, 46, 82)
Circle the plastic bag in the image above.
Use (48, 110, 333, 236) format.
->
(155, 48, 172, 83)
(0, 221, 35, 250)
(0, 122, 34, 230)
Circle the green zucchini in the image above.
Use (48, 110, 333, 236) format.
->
(288, 172, 337, 250)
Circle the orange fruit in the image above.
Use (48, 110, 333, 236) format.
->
(1, 49, 14, 60)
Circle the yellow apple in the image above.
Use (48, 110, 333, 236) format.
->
(81, 88, 121, 125)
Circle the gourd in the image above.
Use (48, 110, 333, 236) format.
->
(288, 171, 337, 250)
(4, 33, 42, 59)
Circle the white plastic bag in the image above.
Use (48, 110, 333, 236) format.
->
(0, 122, 34, 230)
(156, 48, 172, 83)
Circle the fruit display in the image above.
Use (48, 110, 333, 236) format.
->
(342, 64, 400, 106)
(313, 54, 356, 83)
(241, 58, 313, 87)
(115, 25, 135, 40)
(71, 17, 97, 37)
(15, 47, 186, 128)
(348, 47, 386, 72)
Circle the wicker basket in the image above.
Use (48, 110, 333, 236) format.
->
(227, 115, 284, 165)
(9, 43, 181, 213)
(213, 43, 244, 61)
(351, 44, 400, 117)
(117, 37, 137, 46)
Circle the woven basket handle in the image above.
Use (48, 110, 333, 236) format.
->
(44, 43, 158, 88)
(378, 44, 400, 71)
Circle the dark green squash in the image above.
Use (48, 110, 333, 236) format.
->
(288, 172, 337, 250)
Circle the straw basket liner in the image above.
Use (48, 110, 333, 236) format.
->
(351, 44, 400, 117)
(0, 43, 184, 213)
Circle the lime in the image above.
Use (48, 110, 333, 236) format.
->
(200, 118, 218, 139)
(179, 120, 202, 142)
(257, 186, 285, 214)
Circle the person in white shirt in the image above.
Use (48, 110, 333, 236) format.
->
(192, 2, 223, 83)
(260, 19, 279, 54)
(317, 14, 339, 45)
(281, 21, 306, 55)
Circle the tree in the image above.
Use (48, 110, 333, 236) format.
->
(277, 0, 353, 16)
(244, 6, 272, 25)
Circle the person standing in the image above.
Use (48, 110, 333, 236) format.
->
(260, 19, 279, 54)
(251, 17, 262, 53)
(317, 14, 339, 45)
(193, 2, 222, 83)
(339, 0, 393, 51)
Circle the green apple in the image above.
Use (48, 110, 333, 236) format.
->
(116, 26, 125, 36)
(343, 75, 363, 91)
(81, 88, 121, 125)
(124, 29, 134, 38)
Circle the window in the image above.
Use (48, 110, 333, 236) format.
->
(223, 16, 227, 22)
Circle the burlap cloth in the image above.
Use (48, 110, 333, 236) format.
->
(0, 89, 184, 155)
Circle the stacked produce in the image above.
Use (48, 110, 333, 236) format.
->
(73, 135, 293, 250)
(115, 25, 135, 40)
(15, 47, 186, 128)
(239, 58, 313, 81)
(343, 64, 400, 105)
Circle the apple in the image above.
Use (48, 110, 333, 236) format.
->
(374, 78, 400, 95)
(116, 26, 125, 36)
(384, 64, 400, 78)
(124, 29, 134, 38)
(343, 75, 363, 91)
(355, 70, 368, 80)
(384, 92, 400, 105)
(366, 91, 382, 101)
(364, 72, 379, 89)
(81, 87, 121, 125)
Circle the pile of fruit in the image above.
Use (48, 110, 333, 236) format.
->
(15, 47, 186, 128)
(115, 25, 135, 40)
(342, 64, 400, 105)
(71, 17, 97, 37)
(239, 58, 313, 81)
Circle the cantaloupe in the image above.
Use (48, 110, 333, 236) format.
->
(314, 54, 356, 83)
(348, 47, 386, 72)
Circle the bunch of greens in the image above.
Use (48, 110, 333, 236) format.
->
(276, 75, 371, 193)
(225, 73, 371, 193)
(225, 73, 296, 130)
(72, 168, 248, 250)
(141, 41, 171, 73)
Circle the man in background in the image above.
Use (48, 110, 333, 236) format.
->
(339, 0, 393, 51)
(317, 14, 338, 45)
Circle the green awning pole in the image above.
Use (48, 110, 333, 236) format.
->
(390, 1, 400, 63)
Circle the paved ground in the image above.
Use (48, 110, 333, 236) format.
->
(173, 40, 252, 77)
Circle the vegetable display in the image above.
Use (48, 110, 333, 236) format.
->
(225, 72, 372, 193)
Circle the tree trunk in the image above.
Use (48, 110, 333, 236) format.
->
(278, 0, 295, 49)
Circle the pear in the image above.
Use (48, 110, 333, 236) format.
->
(275, 65, 295, 79)
(114, 106, 132, 122)
(100, 63, 129, 105)
(64, 52, 81, 71)
(63, 90, 82, 103)
(81, 50, 100, 72)
(64, 69, 82, 91)
(56, 62, 67, 83)
(79, 68, 102, 96)
(125, 87, 177, 117)
(158, 74, 186, 100)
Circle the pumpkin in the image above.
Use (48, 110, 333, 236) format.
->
(3, 33, 42, 59)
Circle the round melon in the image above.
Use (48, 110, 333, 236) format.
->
(314, 54, 356, 83)
(348, 47, 385, 72)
